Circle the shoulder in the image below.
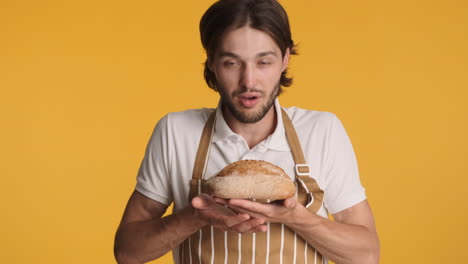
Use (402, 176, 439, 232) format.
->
(283, 105, 338, 134)
(159, 107, 215, 131)
(148, 108, 215, 144)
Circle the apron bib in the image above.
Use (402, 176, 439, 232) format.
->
(179, 108, 326, 264)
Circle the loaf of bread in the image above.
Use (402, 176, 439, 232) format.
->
(205, 160, 296, 200)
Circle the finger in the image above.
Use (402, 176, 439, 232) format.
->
(237, 218, 266, 233)
(283, 198, 296, 209)
(191, 194, 214, 209)
(226, 204, 265, 219)
(231, 218, 266, 233)
(247, 224, 268, 233)
(191, 197, 206, 209)
(229, 199, 271, 215)
(214, 197, 229, 205)
(223, 213, 250, 228)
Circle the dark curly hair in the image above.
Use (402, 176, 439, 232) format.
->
(200, 0, 298, 94)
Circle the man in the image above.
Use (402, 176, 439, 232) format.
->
(114, 0, 380, 263)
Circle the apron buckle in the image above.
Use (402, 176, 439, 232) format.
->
(295, 163, 310, 176)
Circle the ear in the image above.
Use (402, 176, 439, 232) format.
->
(282, 48, 290, 72)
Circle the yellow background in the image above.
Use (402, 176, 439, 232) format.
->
(1, 0, 467, 263)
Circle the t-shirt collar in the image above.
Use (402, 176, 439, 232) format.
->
(212, 98, 290, 152)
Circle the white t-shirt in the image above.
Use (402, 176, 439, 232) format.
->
(135, 99, 366, 216)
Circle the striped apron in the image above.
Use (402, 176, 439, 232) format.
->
(179, 108, 326, 264)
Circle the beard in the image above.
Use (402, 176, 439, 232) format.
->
(218, 83, 280, 124)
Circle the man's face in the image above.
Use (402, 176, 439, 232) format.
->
(210, 26, 289, 123)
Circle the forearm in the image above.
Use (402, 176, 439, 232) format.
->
(114, 206, 206, 264)
(287, 208, 379, 264)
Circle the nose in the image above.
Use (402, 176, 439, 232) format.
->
(240, 63, 257, 89)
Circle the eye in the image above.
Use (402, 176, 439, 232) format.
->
(258, 60, 272, 66)
(223, 60, 239, 67)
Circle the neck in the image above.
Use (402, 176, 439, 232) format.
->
(222, 105, 277, 149)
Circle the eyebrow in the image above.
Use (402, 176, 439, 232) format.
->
(218, 51, 279, 59)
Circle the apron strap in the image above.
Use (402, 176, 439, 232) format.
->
(297, 175, 325, 212)
(281, 108, 324, 212)
(281, 108, 309, 177)
(191, 110, 217, 181)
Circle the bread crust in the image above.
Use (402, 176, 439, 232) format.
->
(205, 160, 296, 200)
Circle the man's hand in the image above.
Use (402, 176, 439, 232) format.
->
(214, 197, 302, 226)
(216, 197, 379, 264)
(191, 194, 268, 233)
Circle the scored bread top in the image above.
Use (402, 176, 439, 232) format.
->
(216, 160, 289, 179)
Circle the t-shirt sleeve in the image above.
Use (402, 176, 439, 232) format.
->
(322, 114, 366, 214)
(135, 114, 174, 205)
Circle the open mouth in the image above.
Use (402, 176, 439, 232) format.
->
(239, 94, 260, 107)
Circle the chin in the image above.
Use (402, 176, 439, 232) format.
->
(233, 108, 269, 123)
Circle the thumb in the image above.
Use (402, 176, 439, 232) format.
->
(191, 193, 214, 209)
(283, 197, 296, 209)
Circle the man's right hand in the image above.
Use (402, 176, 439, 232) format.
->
(191, 193, 267, 233)
(114, 192, 267, 264)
